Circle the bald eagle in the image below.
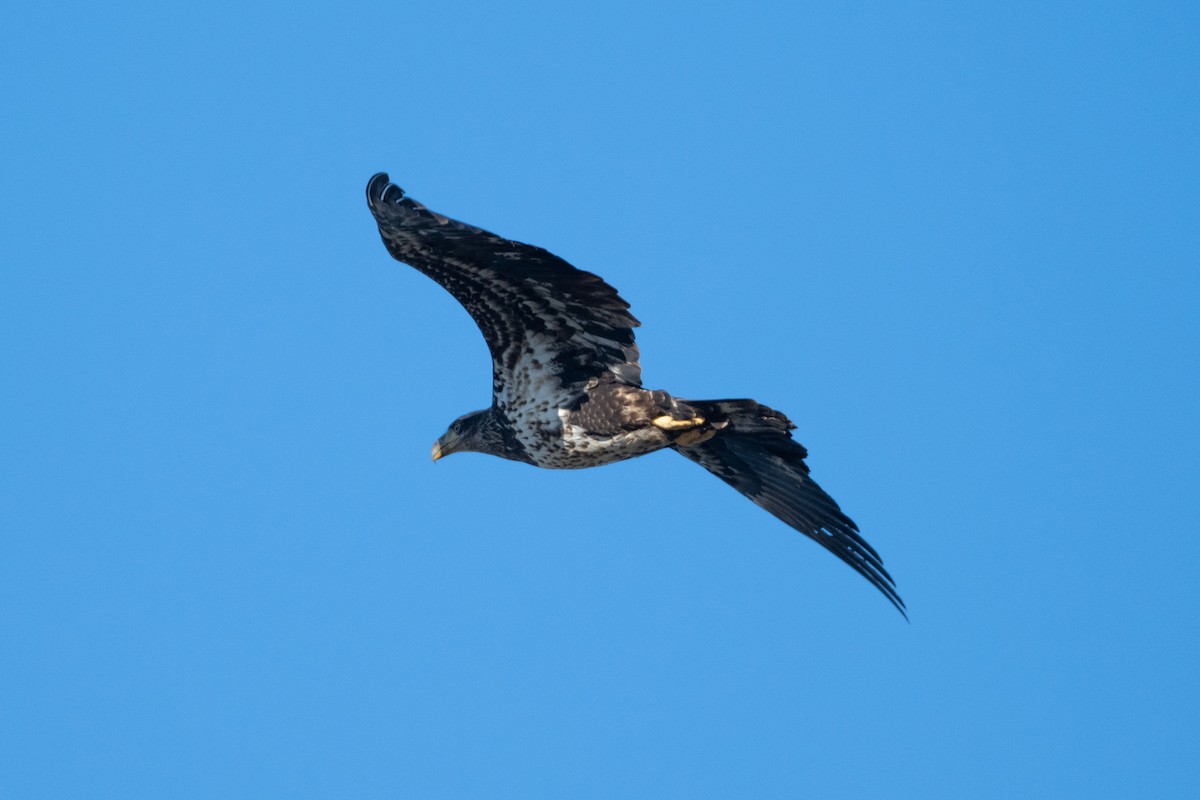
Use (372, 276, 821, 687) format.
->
(366, 173, 905, 616)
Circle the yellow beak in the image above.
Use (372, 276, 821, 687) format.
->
(431, 430, 461, 462)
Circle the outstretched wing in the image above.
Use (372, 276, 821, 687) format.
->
(675, 402, 905, 616)
(366, 174, 642, 404)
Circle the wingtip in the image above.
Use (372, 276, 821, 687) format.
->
(366, 172, 403, 209)
(856, 551, 907, 620)
(864, 552, 908, 620)
(888, 587, 909, 621)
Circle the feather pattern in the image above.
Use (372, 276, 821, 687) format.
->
(366, 173, 641, 410)
(366, 174, 905, 615)
(674, 400, 905, 616)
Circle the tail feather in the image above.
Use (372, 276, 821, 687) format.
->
(689, 399, 797, 437)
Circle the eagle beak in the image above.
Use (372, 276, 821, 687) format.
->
(431, 430, 460, 462)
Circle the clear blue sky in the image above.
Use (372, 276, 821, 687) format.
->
(3, 2, 1197, 797)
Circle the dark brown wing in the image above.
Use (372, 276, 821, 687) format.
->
(675, 401, 906, 617)
(366, 174, 641, 401)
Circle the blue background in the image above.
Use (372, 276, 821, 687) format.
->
(3, 2, 1197, 797)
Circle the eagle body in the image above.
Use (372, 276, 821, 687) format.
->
(366, 173, 906, 616)
(514, 377, 711, 469)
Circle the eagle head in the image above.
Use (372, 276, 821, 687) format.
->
(432, 409, 511, 462)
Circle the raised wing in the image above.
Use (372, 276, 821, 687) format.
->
(675, 401, 906, 617)
(366, 174, 642, 401)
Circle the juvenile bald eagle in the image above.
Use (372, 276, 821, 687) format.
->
(366, 173, 905, 616)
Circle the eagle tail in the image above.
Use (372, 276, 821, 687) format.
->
(674, 399, 906, 617)
(687, 399, 798, 439)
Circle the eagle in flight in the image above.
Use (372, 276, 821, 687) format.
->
(366, 173, 905, 616)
